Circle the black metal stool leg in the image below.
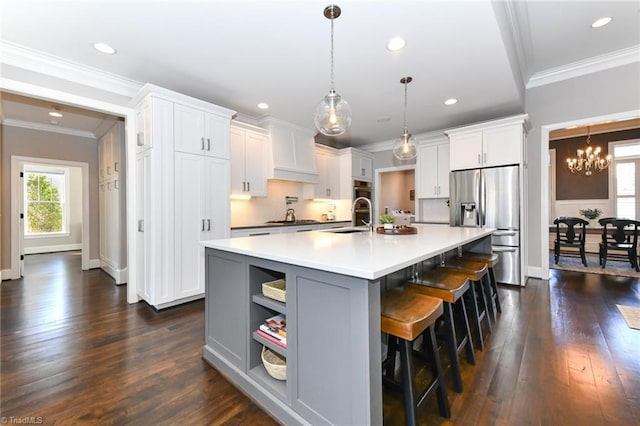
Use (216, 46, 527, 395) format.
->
(399, 339, 417, 426)
(423, 325, 451, 419)
(488, 267, 502, 314)
(465, 281, 484, 351)
(443, 302, 463, 393)
(455, 297, 476, 365)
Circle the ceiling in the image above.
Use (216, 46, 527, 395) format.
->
(1, 1, 638, 145)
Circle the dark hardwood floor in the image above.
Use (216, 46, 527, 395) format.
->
(2, 252, 639, 425)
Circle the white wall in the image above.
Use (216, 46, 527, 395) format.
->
(525, 62, 640, 273)
(23, 165, 83, 253)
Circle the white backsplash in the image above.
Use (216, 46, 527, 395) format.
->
(230, 179, 352, 227)
(418, 198, 451, 223)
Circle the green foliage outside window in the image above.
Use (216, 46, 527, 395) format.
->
(26, 173, 63, 233)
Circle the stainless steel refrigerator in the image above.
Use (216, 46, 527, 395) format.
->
(450, 165, 521, 285)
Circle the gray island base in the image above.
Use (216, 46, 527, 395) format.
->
(202, 224, 494, 425)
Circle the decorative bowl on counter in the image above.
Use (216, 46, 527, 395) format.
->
(375, 225, 418, 235)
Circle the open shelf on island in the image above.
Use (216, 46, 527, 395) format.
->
(252, 293, 286, 313)
(249, 363, 287, 401)
(253, 331, 286, 357)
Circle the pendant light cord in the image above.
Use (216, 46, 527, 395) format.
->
(330, 16, 335, 91)
(403, 80, 408, 134)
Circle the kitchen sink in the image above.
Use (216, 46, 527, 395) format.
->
(327, 227, 370, 234)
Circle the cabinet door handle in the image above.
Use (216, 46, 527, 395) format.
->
(483, 153, 487, 164)
(361, 168, 365, 176)
(247, 181, 250, 192)
(114, 161, 118, 172)
(114, 179, 119, 189)
(207, 219, 211, 231)
(477, 154, 481, 164)
(107, 166, 111, 175)
(243, 181, 246, 192)
(138, 220, 144, 232)
(201, 137, 205, 150)
(207, 138, 211, 151)
(201, 219, 205, 231)
(434, 186, 437, 195)
(327, 188, 331, 197)
(137, 132, 144, 146)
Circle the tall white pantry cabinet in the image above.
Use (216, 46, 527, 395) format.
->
(132, 84, 235, 309)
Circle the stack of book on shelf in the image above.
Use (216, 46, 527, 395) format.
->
(257, 313, 286, 349)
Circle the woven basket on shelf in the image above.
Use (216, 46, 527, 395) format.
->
(261, 346, 286, 380)
(262, 279, 286, 303)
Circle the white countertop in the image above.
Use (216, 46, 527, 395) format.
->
(203, 224, 494, 280)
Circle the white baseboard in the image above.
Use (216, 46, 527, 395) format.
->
(89, 259, 101, 269)
(527, 266, 543, 279)
(24, 243, 82, 255)
(1, 269, 12, 281)
(100, 261, 128, 284)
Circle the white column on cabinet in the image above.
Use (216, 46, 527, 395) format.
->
(230, 128, 246, 194)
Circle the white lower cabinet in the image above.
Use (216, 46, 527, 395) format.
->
(175, 153, 230, 300)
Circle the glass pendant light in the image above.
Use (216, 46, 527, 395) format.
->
(314, 4, 352, 137)
(393, 77, 417, 160)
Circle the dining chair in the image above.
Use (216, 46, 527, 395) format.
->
(598, 218, 640, 272)
(553, 217, 589, 267)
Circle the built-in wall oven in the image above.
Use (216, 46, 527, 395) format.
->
(353, 180, 371, 226)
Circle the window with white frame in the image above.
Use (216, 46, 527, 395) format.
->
(24, 166, 69, 236)
(612, 141, 640, 220)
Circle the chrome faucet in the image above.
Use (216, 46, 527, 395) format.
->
(352, 197, 373, 231)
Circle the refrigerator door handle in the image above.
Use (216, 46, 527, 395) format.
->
(492, 247, 517, 253)
(494, 231, 517, 237)
(480, 172, 486, 227)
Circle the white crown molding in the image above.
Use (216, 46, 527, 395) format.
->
(2, 118, 96, 139)
(527, 45, 640, 89)
(1, 41, 143, 98)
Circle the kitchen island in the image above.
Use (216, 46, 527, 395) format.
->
(202, 224, 494, 425)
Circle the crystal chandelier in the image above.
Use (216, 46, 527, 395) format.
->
(314, 4, 352, 137)
(392, 77, 417, 160)
(566, 126, 611, 176)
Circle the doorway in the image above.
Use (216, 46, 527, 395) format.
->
(373, 166, 415, 224)
(1, 85, 138, 304)
(541, 115, 640, 279)
(11, 156, 90, 275)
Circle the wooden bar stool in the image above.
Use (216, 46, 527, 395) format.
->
(462, 253, 502, 315)
(405, 268, 476, 394)
(381, 289, 450, 425)
(438, 259, 492, 351)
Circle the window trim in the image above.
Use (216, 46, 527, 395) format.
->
(610, 139, 640, 220)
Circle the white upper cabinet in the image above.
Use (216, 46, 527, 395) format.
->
(230, 124, 268, 197)
(417, 141, 449, 198)
(174, 103, 230, 159)
(259, 117, 318, 183)
(351, 151, 373, 181)
(304, 145, 341, 199)
(446, 114, 527, 171)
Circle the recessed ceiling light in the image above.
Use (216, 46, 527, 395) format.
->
(591, 17, 612, 28)
(93, 42, 116, 54)
(386, 37, 406, 51)
(444, 98, 458, 106)
(49, 111, 63, 118)
(257, 102, 269, 110)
